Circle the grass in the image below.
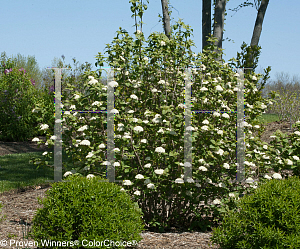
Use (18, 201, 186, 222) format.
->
(0, 112, 293, 195)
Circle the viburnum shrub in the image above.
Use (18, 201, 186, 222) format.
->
(29, 1, 300, 232)
(0, 66, 42, 142)
(210, 176, 300, 249)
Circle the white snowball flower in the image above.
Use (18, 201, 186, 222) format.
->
(113, 148, 120, 153)
(50, 135, 57, 140)
(134, 126, 144, 132)
(272, 173, 282, 179)
(147, 183, 155, 189)
(78, 125, 88, 132)
(245, 177, 254, 183)
(134, 190, 141, 196)
(160, 41, 166, 46)
(175, 178, 184, 184)
(79, 140, 90, 146)
(252, 75, 257, 81)
(144, 163, 151, 168)
(70, 105, 76, 109)
(222, 113, 230, 119)
(130, 94, 138, 100)
(110, 109, 119, 114)
(201, 125, 209, 131)
(213, 199, 221, 205)
(135, 174, 144, 179)
(114, 162, 120, 167)
(155, 147, 165, 153)
(32, 137, 39, 142)
(141, 139, 147, 143)
(202, 119, 209, 125)
(63, 171, 73, 178)
(293, 156, 300, 161)
(186, 177, 194, 183)
(154, 169, 164, 175)
(86, 151, 94, 158)
(92, 101, 101, 106)
(42, 151, 48, 156)
(86, 174, 95, 179)
(40, 124, 49, 130)
(74, 94, 80, 99)
(123, 180, 133, 186)
(199, 166, 208, 171)
(229, 193, 235, 198)
(215, 149, 224, 156)
(223, 163, 230, 169)
(99, 143, 106, 149)
(264, 174, 271, 180)
(200, 87, 208, 91)
(215, 85, 223, 91)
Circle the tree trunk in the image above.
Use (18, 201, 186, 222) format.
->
(202, 0, 211, 51)
(161, 0, 171, 39)
(212, 0, 226, 61)
(249, 0, 269, 62)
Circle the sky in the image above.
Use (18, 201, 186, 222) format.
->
(1, 0, 299, 100)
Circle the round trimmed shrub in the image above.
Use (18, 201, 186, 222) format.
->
(29, 174, 145, 249)
(210, 176, 300, 249)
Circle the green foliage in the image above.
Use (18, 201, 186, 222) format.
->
(210, 176, 300, 249)
(0, 67, 42, 142)
(0, 51, 44, 91)
(29, 175, 144, 249)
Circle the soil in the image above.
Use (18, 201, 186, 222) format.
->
(0, 119, 297, 248)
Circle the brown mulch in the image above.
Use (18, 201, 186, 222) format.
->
(0, 119, 297, 249)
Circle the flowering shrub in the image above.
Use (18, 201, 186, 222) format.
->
(0, 67, 43, 142)
(29, 1, 300, 233)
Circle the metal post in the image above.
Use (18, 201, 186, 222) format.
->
(45, 67, 70, 183)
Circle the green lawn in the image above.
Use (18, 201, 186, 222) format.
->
(0, 112, 292, 195)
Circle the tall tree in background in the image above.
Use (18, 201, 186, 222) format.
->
(212, 0, 227, 61)
(202, 0, 211, 50)
(161, 0, 171, 39)
(248, 0, 269, 67)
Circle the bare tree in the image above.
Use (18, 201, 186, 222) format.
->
(212, 0, 226, 61)
(161, 0, 171, 38)
(202, 0, 211, 51)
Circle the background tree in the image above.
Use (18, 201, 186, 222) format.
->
(202, 0, 211, 50)
(212, 0, 227, 61)
(161, 0, 171, 39)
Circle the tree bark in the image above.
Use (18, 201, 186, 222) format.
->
(212, 0, 226, 61)
(202, 0, 211, 51)
(250, 0, 269, 47)
(161, 0, 171, 39)
(248, 0, 269, 65)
